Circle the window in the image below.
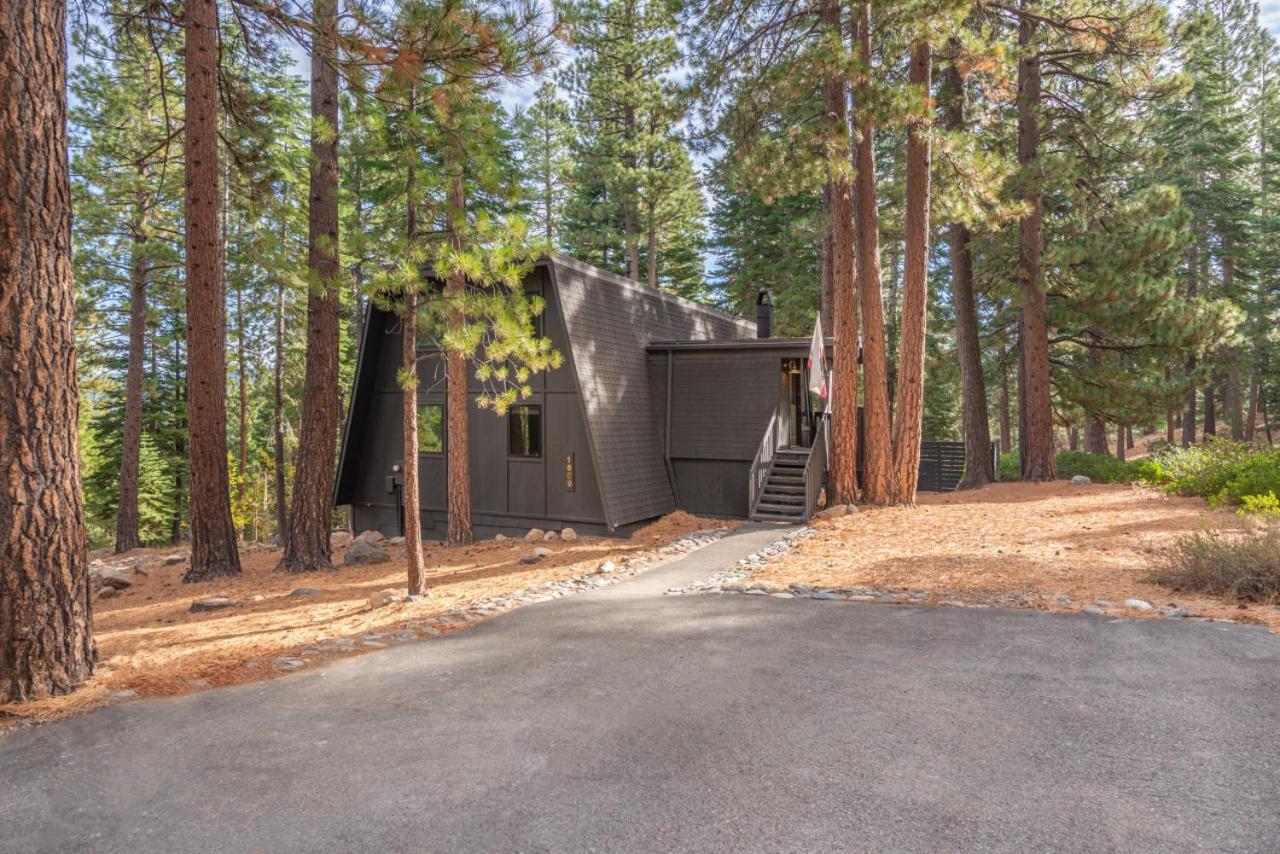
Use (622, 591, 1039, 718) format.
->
(416, 404, 443, 453)
(508, 405, 542, 457)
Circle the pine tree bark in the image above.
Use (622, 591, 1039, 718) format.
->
(1246, 365, 1260, 442)
(445, 161, 473, 546)
(235, 284, 249, 537)
(1115, 425, 1126, 461)
(273, 276, 287, 536)
(820, 183, 834, 335)
(1084, 419, 1108, 455)
(1015, 1, 1056, 481)
(851, 2, 894, 504)
(890, 41, 932, 505)
(824, 0, 859, 506)
(999, 349, 1013, 454)
(1203, 380, 1216, 437)
(183, 0, 241, 582)
(1182, 244, 1198, 447)
(403, 143, 426, 595)
(1068, 428, 1078, 451)
(944, 53, 993, 489)
(115, 196, 150, 553)
(280, 0, 341, 573)
(1, 0, 96, 702)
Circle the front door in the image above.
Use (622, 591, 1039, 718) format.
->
(780, 358, 815, 448)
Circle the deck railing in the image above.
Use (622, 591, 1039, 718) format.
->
(748, 408, 780, 518)
(803, 415, 828, 520)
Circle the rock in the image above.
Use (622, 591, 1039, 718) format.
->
(289, 588, 320, 598)
(812, 590, 842, 600)
(368, 588, 404, 608)
(355, 529, 385, 545)
(322, 637, 356, 651)
(816, 504, 854, 519)
(392, 630, 418, 642)
(163, 554, 186, 566)
(1123, 598, 1154, 611)
(1070, 475, 1092, 485)
(1054, 594, 1074, 606)
(250, 594, 266, 603)
(848, 595, 877, 602)
(387, 536, 405, 546)
(494, 534, 508, 541)
(770, 592, 794, 599)
(344, 539, 391, 566)
(186, 679, 211, 689)
(108, 689, 138, 701)
(525, 528, 545, 541)
(190, 596, 233, 613)
(560, 527, 578, 541)
(275, 657, 307, 670)
(541, 530, 558, 541)
(1095, 599, 1114, 608)
(519, 554, 542, 565)
(330, 530, 353, 547)
(361, 640, 389, 649)
(1082, 605, 1105, 616)
(97, 586, 119, 600)
(1162, 607, 1190, 618)
(597, 560, 617, 573)
(534, 547, 552, 558)
(95, 567, 134, 590)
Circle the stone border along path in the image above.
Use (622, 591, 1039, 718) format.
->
(242, 527, 735, 676)
(665, 525, 1248, 624)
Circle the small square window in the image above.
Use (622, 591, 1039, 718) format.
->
(508, 405, 542, 457)
(417, 404, 443, 453)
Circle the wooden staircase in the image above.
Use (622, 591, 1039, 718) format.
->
(750, 447, 812, 522)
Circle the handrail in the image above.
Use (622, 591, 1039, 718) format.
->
(803, 415, 828, 520)
(748, 408, 780, 518)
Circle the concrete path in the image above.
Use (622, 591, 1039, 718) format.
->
(2, 523, 1278, 853)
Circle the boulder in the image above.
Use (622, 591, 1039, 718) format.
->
(1123, 598, 1154, 611)
(344, 539, 391, 566)
(816, 504, 855, 520)
(368, 588, 405, 608)
(330, 530, 353, 548)
(597, 560, 617, 573)
(494, 533, 508, 541)
(525, 528, 545, 541)
(97, 586, 119, 600)
(386, 536, 405, 546)
(1070, 475, 1092, 486)
(560, 527, 578, 541)
(288, 587, 320, 598)
(534, 547, 552, 558)
(95, 567, 134, 590)
(163, 554, 186, 567)
(355, 529, 386, 545)
(543, 530, 559, 542)
(190, 596, 233, 613)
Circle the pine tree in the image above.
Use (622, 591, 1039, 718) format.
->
(514, 81, 574, 248)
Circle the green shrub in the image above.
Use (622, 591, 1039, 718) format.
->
(1239, 492, 1280, 517)
(999, 451, 1020, 480)
(1125, 457, 1166, 484)
(1150, 438, 1256, 498)
(1055, 450, 1131, 483)
(1147, 520, 1280, 603)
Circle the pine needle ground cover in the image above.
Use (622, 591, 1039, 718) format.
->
(0, 513, 730, 728)
(745, 482, 1280, 633)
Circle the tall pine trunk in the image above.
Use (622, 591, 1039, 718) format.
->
(890, 41, 932, 504)
(273, 276, 287, 536)
(1115, 426, 1126, 462)
(1, 0, 96, 702)
(183, 0, 241, 581)
(445, 159, 474, 547)
(852, 1, 894, 504)
(235, 284, 249, 536)
(1084, 419, 1108, 455)
(115, 194, 150, 553)
(403, 102, 426, 594)
(825, 0, 860, 505)
(1182, 243, 1198, 446)
(280, 0, 342, 573)
(1015, 0, 1056, 481)
(944, 52, 993, 488)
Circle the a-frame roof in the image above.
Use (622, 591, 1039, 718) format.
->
(545, 255, 755, 529)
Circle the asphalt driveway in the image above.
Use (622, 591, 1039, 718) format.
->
(2, 524, 1278, 853)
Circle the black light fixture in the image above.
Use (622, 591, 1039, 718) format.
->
(756, 289, 773, 339)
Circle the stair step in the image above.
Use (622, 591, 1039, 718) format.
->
(764, 484, 806, 495)
(756, 502, 806, 515)
(768, 475, 805, 486)
(761, 492, 804, 504)
(752, 511, 806, 522)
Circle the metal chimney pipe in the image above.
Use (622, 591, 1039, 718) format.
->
(756, 289, 773, 339)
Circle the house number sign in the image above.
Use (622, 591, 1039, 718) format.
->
(565, 453, 575, 492)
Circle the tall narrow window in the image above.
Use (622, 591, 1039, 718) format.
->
(508, 405, 542, 457)
(417, 404, 444, 453)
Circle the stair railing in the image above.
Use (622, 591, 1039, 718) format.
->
(748, 408, 780, 518)
(803, 415, 829, 521)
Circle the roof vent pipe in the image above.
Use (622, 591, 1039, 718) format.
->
(756, 289, 773, 339)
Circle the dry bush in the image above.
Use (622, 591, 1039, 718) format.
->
(1148, 520, 1280, 603)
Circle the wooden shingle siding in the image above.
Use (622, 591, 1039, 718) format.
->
(549, 256, 753, 528)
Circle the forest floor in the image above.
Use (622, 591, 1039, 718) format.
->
(0, 512, 733, 727)
(742, 481, 1280, 633)
(742, 483, 1280, 632)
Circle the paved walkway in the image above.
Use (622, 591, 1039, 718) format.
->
(2, 523, 1278, 853)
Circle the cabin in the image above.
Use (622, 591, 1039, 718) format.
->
(334, 255, 974, 540)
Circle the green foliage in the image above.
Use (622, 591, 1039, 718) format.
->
(999, 452, 1020, 480)
(1238, 493, 1280, 517)
(1054, 452, 1133, 484)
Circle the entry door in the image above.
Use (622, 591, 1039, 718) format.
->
(780, 358, 815, 448)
